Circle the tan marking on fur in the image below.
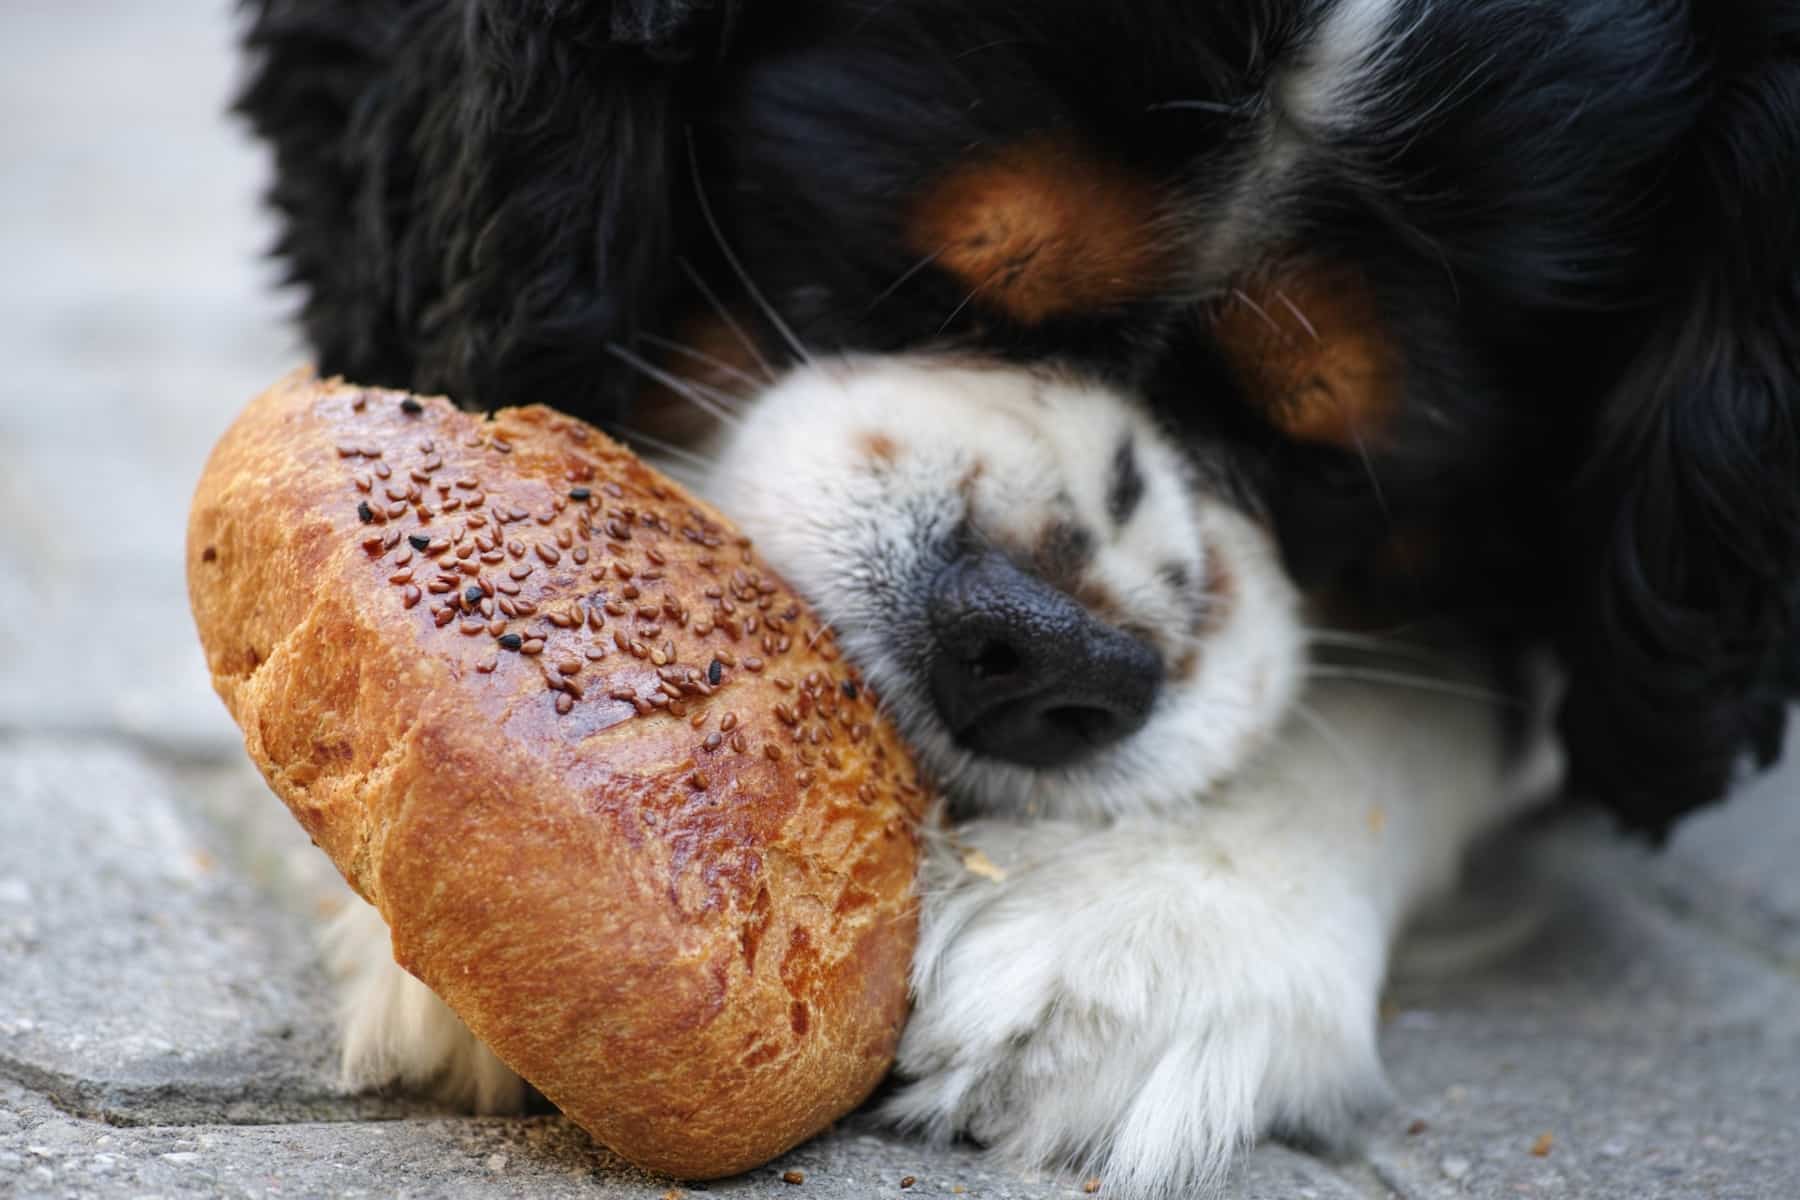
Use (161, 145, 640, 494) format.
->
(1209, 260, 1401, 447)
(957, 459, 986, 501)
(1033, 520, 1093, 590)
(1071, 579, 1126, 625)
(960, 847, 1008, 882)
(1195, 539, 1236, 637)
(908, 138, 1174, 325)
(856, 431, 901, 466)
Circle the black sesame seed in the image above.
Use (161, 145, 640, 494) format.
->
(569, 487, 591, 502)
(408, 534, 431, 551)
(498, 633, 524, 651)
(357, 500, 375, 524)
(465, 586, 484, 605)
(841, 680, 859, 700)
(708, 658, 723, 686)
(400, 398, 423, 415)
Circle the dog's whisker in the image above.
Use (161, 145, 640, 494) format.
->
(605, 342, 743, 429)
(604, 351, 743, 426)
(1305, 629, 1461, 668)
(951, 36, 1027, 61)
(1230, 288, 1284, 337)
(936, 281, 987, 337)
(676, 257, 780, 386)
(1304, 665, 1520, 708)
(1308, 616, 1440, 641)
(1347, 423, 1393, 528)
(867, 246, 945, 316)
(602, 422, 720, 475)
(1306, 629, 1419, 651)
(684, 128, 816, 369)
(1291, 699, 1374, 783)
(1272, 290, 1320, 342)
(1145, 98, 1252, 116)
(637, 332, 765, 397)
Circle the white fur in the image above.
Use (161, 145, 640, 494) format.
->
(708, 358, 1305, 821)
(1194, 0, 1409, 283)
(887, 674, 1555, 1195)
(326, 899, 527, 1113)
(323, 352, 1556, 1197)
(1279, 0, 1408, 134)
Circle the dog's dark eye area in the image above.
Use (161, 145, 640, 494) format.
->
(1264, 467, 1390, 587)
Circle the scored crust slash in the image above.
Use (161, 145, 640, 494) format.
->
(186, 368, 935, 1178)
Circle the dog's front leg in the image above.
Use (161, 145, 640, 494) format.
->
(325, 896, 529, 1113)
(886, 675, 1558, 1197)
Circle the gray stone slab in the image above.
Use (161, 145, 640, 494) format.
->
(0, 0, 296, 756)
(14, 729, 1799, 1198)
(1370, 822, 1800, 1200)
(0, 1080, 1367, 1200)
(0, 738, 1367, 1197)
(1664, 737, 1800, 965)
(0, 739, 418, 1124)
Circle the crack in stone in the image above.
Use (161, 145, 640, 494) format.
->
(0, 1053, 453, 1129)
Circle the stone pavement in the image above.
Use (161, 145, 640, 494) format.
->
(2, 2, 1797, 1197)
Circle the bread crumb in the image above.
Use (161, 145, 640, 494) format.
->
(1083, 1178, 1103, 1194)
(782, 1169, 805, 1185)
(662, 1191, 683, 1200)
(1531, 1132, 1554, 1157)
(961, 848, 1007, 881)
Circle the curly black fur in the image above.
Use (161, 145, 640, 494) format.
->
(235, 0, 1798, 836)
(1557, 1, 1800, 830)
(237, 0, 742, 420)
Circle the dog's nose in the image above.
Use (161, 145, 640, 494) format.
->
(926, 550, 1163, 766)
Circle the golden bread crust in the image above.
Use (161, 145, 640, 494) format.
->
(187, 369, 928, 1177)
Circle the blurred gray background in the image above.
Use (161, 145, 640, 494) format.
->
(2, 2, 1797, 1197)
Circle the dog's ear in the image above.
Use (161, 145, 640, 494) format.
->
(386, 1, 744, 418)
(240, 0, 742, 419)
(1559, 35, 1800, 837)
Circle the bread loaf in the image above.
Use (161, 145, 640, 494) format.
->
(187, 369, 930, 1177)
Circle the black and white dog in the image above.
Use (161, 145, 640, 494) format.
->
(239, 0, 1799, 1192)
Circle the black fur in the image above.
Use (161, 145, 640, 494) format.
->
(1558, 2, 1800, 830)
(236, 0, 1798, 836)
(237, 0, 742, 419)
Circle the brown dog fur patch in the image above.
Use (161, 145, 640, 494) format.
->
(909, 138, 1174, 325)
(1209, 261, 1401, 448)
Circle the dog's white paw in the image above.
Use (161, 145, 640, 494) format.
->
(885, 819, 1390, 1197)
(323, 897, 528, 1113)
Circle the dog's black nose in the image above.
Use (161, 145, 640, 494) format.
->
(926, 550, 1163, 767)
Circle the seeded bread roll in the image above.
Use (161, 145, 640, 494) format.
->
(187, 369, 929, 1178)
